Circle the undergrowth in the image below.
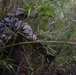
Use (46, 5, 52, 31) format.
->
(0, 0, 76, 75)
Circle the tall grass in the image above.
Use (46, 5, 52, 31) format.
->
(0, 0, 76, 75)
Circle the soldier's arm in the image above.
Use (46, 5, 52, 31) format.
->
(22, 23, 55, 64)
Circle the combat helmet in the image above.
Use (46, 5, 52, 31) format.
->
(15, 8, 28, 19)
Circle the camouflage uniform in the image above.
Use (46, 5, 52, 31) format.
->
(0, 8, 55, 75)
(0, 9, 37, 44)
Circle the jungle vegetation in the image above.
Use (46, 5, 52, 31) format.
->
(0, 0, 76, 75)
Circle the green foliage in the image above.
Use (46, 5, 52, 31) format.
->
(0, 0, 76, 75)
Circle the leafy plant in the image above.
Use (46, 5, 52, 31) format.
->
(0, 0, 76, 75)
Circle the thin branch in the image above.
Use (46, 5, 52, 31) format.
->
(0, 41, 76, 49)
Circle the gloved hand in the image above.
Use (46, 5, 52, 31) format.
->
(33, 43, 55, 64)
(45, 52, 55, 64)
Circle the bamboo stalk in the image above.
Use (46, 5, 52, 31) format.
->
(0, 41, 76, 49)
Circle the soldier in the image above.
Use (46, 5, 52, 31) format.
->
(0, 8, 55, 75)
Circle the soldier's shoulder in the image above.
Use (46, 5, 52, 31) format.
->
(6, 13, 14, 17)
(3, 13, 14, 23)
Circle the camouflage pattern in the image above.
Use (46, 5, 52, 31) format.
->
(0, 8, 55, 75)
(0, 12, 37, 44)
(16, 8, 27, 16)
